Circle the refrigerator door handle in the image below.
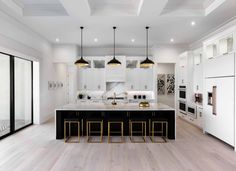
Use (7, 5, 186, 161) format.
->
(212, 86, 217, 115)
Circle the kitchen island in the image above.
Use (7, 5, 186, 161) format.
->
(55, 103, 175, 140)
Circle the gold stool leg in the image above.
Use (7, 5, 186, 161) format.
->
(100, 120, 103, 143)
(86, 121, 89, 142)
(81, 119, 83, 137)
(121, 122, 124, 143)
(144, 122, 146, 142)
(78, 122, 80, 143)
(69, 122, 71, 138)
(108, 122, 110, 143)
(152, 121, 155, 143)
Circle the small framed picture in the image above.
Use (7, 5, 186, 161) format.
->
(53, 82, 57, 89)
(48, 81, 53, 90)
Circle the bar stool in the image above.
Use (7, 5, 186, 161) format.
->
(129, 118, 146, 143)
(86, 119, 103, 143)
(149, 118, 168, 143)
(64, 118, 80, 143)
(108, 119, 124, 143)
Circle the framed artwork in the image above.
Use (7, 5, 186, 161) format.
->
(53, 82, 57, 89)
(48, 81, 53, 90)
(157, 74, 165, 95)
(166, 74, 175, 94)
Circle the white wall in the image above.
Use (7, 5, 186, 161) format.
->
(157, 63, 175, 108)
(152, 44, 188, 63)
(0, 10, 59, 124)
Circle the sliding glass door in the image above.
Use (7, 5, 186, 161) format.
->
(0, 54, 10, 137)
(14, 58, 33, 130)
(0, 54, 33, 139)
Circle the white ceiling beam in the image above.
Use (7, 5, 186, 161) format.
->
(1, 0, 23, 16)
(205, 0, 226, 16)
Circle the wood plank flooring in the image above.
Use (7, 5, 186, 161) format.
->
(0, 117, 236, 171)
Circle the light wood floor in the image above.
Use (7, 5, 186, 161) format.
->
(0, 118, 236, 171)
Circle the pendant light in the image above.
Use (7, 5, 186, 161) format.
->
(75, 27, 89, 67)
(140, 26, 154, 68)
(107, 27, 121, 66)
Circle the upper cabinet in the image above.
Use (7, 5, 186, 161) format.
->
(219, 35, 234, 55)
(206, 43, 217, 59)
(204, 28, 236, 60)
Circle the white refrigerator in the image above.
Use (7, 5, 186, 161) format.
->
(203, 53, 235, 146)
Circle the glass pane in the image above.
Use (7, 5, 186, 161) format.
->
(15, 58, 32, 130)
(0, 54, 10, 137)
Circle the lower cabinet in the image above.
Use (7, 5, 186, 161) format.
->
(179, 105, 203, 129)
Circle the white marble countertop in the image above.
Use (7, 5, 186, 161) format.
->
(55, 103, 175, 111)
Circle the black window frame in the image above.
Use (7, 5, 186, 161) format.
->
(0, 52, 33, 140)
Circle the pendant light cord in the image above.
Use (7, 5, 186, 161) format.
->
(113, 26, 116, 58)
(80, 26, 83, 58)
(146, 26, 149, 59)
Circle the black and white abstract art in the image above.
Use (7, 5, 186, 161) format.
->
(157, 74, 165, 95)
(166, 74, 175, 94)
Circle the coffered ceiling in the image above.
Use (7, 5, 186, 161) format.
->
(0, 0, 235, 47)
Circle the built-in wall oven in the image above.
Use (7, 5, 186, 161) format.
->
(179, 86, 186, 100)
(179, 100, 187, 114)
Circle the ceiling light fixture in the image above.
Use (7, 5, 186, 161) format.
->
(107, 27, 121, 66)
(94, 38, 98, 42)
(170, 38, 174, 43)
(140, 26, 154, 68)
(191, 21, 196, 26)
(74, 27, 89, 67)
(55, 38, 60, 42)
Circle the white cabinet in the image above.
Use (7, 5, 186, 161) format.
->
(178, 53, 188, 85)
(219, 36, 234, 55)
(204, 77, 234, 146)
(193, 64, 203, 93)
(206, 43, 217, 59)
(78, 68, 105, 91)
(126, 68, 139, 90)
(139, 68, 153, 91)
(204, 53, 235, 78)
(126, 68, 153, 91)
(196, 106, 203, 128)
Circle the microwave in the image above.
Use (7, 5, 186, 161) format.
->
(187, 106, 197, 119)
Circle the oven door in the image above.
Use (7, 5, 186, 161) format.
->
(179, 90, 186, 100)
(179, 101, 186, 114)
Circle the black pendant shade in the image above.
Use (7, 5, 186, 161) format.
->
(75, 27, 89, 67)
(140, 26, 154, 68)
(107, 27, 121, 66)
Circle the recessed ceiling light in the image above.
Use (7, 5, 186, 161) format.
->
(191, 21, 196, 26)
(131, 38, 135, 42)
(55, 38, 60, 42)
(94, 38, 98, 42)
(170, 38, 174, 43)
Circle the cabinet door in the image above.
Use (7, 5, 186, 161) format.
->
(178, 66, 187, 85)
(204, 77, 234, 146)
(94, 69, 105, 91)
(77, 68, 86, 90)
(204, 53, 235, 78)
(126, 69, 139, 90)
(193, 64, 203, 93)
(140, 68, 153, 90)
